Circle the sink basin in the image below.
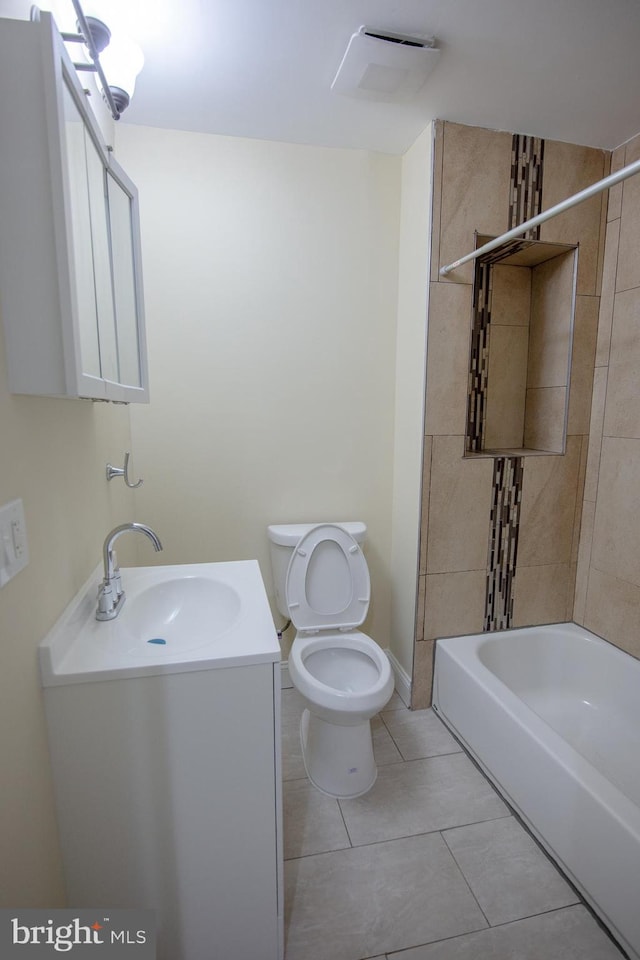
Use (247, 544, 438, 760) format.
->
(125, 576, 242, 655)
(39, 561, 280, 685)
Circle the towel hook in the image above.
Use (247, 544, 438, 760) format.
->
(106, 452, 143, 489)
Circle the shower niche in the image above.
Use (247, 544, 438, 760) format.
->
(465, 235, 578, 458)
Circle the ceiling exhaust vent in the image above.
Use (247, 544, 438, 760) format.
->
(331, 26, 440, 102)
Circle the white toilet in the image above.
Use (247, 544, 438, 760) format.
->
(267, 521, 394, 799)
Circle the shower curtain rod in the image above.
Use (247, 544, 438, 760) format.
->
(439, 154, 640, 276)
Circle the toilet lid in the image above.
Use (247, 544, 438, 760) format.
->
(285, 523, 370, 632)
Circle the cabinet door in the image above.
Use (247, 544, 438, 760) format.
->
(84, 134, 119, 383)
(107, 171, 143, 388)
(61, 80, 101, 381)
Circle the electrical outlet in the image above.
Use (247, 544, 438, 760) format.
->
(0, 498, 28, 588)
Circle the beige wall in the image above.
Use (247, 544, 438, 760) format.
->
(575, 131, 640, 657)
(0, 5, 133, 908)
(0, 340, 135, 905)
(389, 125, 432, 682)
(415, 120, 607, 706)
(117, 125, 401, 657)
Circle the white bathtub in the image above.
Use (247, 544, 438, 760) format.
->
(433, 622, 640, 960)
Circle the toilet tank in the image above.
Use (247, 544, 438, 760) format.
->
(267, 522, 366, 620)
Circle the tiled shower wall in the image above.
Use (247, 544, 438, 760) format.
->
(412, 120, 608, 708)
(575, 131, 640, 659)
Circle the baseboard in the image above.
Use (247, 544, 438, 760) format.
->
(385, 648, 412, 707)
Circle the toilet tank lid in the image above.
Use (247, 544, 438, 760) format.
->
(267, 521, 366, 546)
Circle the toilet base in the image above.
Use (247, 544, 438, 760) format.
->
(300, 708, 378, 799)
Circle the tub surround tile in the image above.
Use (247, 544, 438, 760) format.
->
(539, 140, 606, 296)
(284, 833, 488, 960)
(527, 252, 575, 389)
(381, 707, 462, 762)
(338, 752, 508, 848)
(523, 386, 566, 452)
(484, 324, 529, 448)
(518, 437, 581, 566)
(442, 817, 579, 925)
(512, 562, 571, 628)
(411, 638, 434, 710)
(595, 218, 621, 367)
(603, 287, 640, 439)
(491, 264, 531, 326)
(426, 436, 493, 574)
(509, 133, 545, 238)
(571, 436, 589, 563)
(584, 367, 608, 502)
(423, 570, 486, 641)
(568, 296, 599, 435)
(485, 455, 523, 630)
(616, 138, 640, 292)
(419, 436, 433, 575)
(438, 123, 512, 285)
(573, 499, 596, 624)
(425, 282, 473, 436)
(283, 779, 350, 860)
(595, 160, 610, 300)
(386, 905, 624, 960)
(607, 143, 626, 222)
(584, 567, 640, 660)
(430, 121, 444, 284)
(566, 562, 578, 620)
(591, 437, 640, 586)
(415, 574, 427, 644)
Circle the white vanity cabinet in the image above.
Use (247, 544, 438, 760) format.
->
(44, 663, 283, 960)
(40, 560, 284, 960)
(0, 13, 148, 401)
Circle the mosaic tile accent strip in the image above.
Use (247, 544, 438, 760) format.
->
(510, 134, 545, 239)
(478, 238, 532, 265)
(466, 260, 492, 452)
(485, 456, 524, 631)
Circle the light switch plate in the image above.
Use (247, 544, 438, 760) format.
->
(0, 498, 28, 587)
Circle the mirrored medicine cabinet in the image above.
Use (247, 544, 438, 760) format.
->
(0, 12, 148, 402)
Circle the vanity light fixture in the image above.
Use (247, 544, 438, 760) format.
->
(47, 0, 143, 120)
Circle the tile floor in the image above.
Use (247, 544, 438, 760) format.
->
(282, 688, 625, 960)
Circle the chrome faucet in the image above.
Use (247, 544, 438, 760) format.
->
(96, 522, 163, 620)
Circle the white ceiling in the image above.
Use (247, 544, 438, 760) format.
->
(3, 0, 640, 154)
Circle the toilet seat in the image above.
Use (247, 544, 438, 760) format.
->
(285, 523, 370, 633)
(289, 631, 392, 717)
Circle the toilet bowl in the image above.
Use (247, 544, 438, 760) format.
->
(267, 521, 394, 799)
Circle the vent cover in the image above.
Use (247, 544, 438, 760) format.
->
(331, 25, 440, 102)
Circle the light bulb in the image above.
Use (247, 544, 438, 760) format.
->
(99, 33, 144, 111)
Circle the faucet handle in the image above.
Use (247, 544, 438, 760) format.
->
(97, 580, 114, 616)
(111, 549, 122, 599)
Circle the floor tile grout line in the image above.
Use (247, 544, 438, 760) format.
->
(336, 795, 354, 849)
(284, 810, 515, 861)
(380, 903, 604, 960)
(439, 827, 493, 929)
(282, 749, 466, 781)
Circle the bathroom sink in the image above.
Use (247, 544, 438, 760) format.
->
(39, 561, 279, 685)
(125, 576, 242, 655)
